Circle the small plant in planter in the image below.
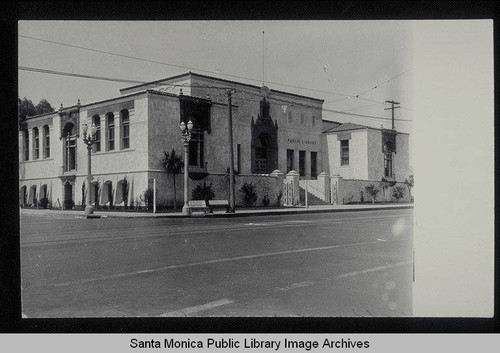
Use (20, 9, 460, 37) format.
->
(240, 182, 258, 207)
(365, 184, 380, 204)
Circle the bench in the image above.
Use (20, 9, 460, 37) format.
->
(188, 200, 210, 214)
(207, 199, 230, 213)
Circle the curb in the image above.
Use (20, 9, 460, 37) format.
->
(83, 205, 414, 219)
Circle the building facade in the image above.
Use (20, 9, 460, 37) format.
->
(19, 72, 329, 209)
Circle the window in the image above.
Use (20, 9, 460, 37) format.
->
(286, 149, 294, 173)
(384, 153, 393, 178)
(43, 125, 50, 158)
(288, 111, 293, 124)
(92, 115, 101, 152)
(300, 114, 305, 124)
(312, 116, 316, 127)
(33, 127, 39, 160)
(311, 151, 317, 178)
(237, 144, 241, 174)
(106, 113, 115, 151)
(189, 131, 204, 168)
(63, 123, 76, 171)
(121, 110, 130, 149)
(23, 130, 29, 161)
(299, 150, 306, 177)
(340, 140, 349, 166)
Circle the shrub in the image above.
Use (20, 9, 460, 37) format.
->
(392, 185, 406, 200)
(240, 182, 258, 206)
(39, 197, 49, 209)
(64, 199, 74, 210)
(142, 187, 154, 210)
(365, 184, 380, 204)
(191, 182, 215, 201)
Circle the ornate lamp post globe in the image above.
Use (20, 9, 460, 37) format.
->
(180, 120, 193, 215)
(82, 122, 97, 216)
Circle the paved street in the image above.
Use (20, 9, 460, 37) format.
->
(20, 209, 413, 318)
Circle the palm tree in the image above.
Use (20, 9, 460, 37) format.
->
(162, 149, 183, 210)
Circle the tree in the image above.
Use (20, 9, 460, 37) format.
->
(18, 98, 37, 122)
(35, 99, 55, 115)
(18, 97, 55, 122)
(161, 149, 183, 210)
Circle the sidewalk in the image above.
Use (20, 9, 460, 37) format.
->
(20, 203, 413, 219)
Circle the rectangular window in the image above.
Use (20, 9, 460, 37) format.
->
(288, 111, 293, 124)
(44, 126, 50, 158)
(311, 151, 317, 178)
(299, 150, 306, 176)
(107, 115, 115, 151)
(93, 116, 101, 152)
(121, 110, 130, 149)
(23, 130, 29, 161)
(237, 144, 241, 174)
(340, 140, 349, 166)
(286, 149, 294, 173)
(300, 114, 305, 124)
(312, 116, 316, 127)
(33, 128, 39, 160)
(189, 132, 204, 167)
(66, 137, 76, 171)
(384, 153, 393, 178)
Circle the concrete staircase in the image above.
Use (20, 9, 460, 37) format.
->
(298, 186, 330, 206)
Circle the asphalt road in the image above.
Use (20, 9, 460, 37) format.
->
(20, 209, 413, 318)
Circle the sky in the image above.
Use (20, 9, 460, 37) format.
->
(18, 20, 413, 133)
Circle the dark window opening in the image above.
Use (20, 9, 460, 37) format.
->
(107, 113, 115, 151)
(43, 125, 50, 158)
(23, 130, 29, 161)
(311, 151, 317, 179)
(299, 150, 306, 177)
(287, 149, 294, 173)
(33, 128, 39, 160)
(189, 131, 204, 168)
(340, 140, 349, 166)
(92, 115, 101, 152)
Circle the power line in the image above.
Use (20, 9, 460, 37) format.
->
(355, 69, 411, 97)
(18, 65, 412, 123)
(18, 34, 358, 99)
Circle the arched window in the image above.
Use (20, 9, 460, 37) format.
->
(120, 110, 130, 149)
(63, 122, 76, 171)
(43, 125, 50, 158)
(92, 115, 101, 152)
(33, 127, 39, 160)
(116, 179, 128, 205)
(20, 186, 27, 206)
(102, 180, 113, 206)
(29, 185, 37, 205)
(40, 184, 48, 200)
(106, 113, 115, 151)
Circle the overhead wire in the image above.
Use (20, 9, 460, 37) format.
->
(18, 65, 412, 123)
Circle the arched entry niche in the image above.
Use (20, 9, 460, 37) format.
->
(251, 97, 278, 174)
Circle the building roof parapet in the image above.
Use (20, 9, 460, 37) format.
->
(121, 72, 324, 104)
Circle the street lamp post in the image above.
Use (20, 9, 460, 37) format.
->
(180, 120, 193, 215)
(82, 123, 98, 216)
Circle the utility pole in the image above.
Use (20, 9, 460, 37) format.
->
(227, 89, 236, 213)
(384, 100, 400, 130)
